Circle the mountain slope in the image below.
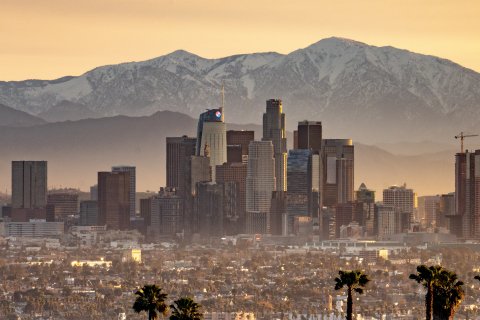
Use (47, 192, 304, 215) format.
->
(37, 100, 102, 122)
(1, 37, 479, 143)
(0, 103, 46, 127)
(0, 111, 454, 197)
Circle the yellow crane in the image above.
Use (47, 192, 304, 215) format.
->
(455, 132, 479, 153)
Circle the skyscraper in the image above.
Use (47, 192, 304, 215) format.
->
(166, 136, 197, 194)
(196, 109, 226, 181)
(79, 200, 98, 226)
(287, 149, 310, 231)
(195, 181, 238, 237)
(440, 193, 456, 232)
(227, 130, 254, 162)
(11, 161, 48, 222)
(297, 121, 322, 151)
(455, 150, 480, 239)
(227, 145, 243, 164)
(98, 171, 130, 230)
(418, 196, 440, 228)
(12, 161, 47, 209)
(47, 193, 79, 221)
(263, 99, 287, 192)
(270, 191, 288, 236)
(322, 139, 354, 207)
(376, 204, 401, 239)
(150, 187, 183, 238)
(216, 162, 247, 234)
(246, 140, 276, 234)
(196, 108, 224, 154)
(112, 166, 136, 217)
(383, 185, 414, 233)
(356, 183, 375, 203)
(181, 154, 212, 235)
(355, 184, 376, 237)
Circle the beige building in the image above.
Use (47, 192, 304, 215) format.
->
(246, 140, 276, 234)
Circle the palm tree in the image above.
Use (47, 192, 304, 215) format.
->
(433, 269, 464, 320)
(133, 285, 168, 320)
(169, 297, 203, 320)
(409, 265, 444, 320)
(334, 270, 370, 320)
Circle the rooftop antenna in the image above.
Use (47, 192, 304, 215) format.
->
(221, 82, 225, 122)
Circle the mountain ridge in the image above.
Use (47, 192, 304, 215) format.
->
(0, 103, 46, 127)
(0, 111, 454, 197)
(1, 37, 479, 143)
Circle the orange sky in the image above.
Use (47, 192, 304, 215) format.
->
(1, 0, 480, 81)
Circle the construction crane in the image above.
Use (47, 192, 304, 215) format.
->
(455, 132, 479, 153)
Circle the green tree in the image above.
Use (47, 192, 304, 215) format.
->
(409, 265, 444, 320)
(169, 297, 203, 320)
(334, 270, 370, 320)
(433, 269, 464, 320)
(133, 285, 168, 320)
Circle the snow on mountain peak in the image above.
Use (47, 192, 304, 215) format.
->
(1, 36, 480, 143)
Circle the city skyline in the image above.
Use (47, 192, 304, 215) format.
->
(2, 1, 480, 80)
(1, 2, 480, 319)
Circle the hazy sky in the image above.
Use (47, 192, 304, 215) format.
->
(1, 0, 480, 80)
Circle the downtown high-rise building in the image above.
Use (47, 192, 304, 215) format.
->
(196, 108, 226, 181)
(98, 171, 130, 230)
(11, 161, 48, 222)
(263, 99, 287, 192)
(455, 150, 480, 239)
(79, 200, 98, 226)
(181, 154, 212, 235)
(150, 187, 184, 238)
(297, 121, 322, 151)
(355, 183, 376, 237)
(227, 130, 254, 163)
(417, 196, 441, 228)
(12, 161, 47, 209)
(440, 193, 455, 231)
(46, 192, 79, 222)
(216, 162, 247, 234)
(246, 140, 276, 234)
(287, 149, 311, 230)
(383, 185, 415, 233)
(227, 145, 243, 164)
(166, 136, 197, 194)
(322, 139, 354, 207)
(376, 204, 401, 239)
(112, 166, 136, 217)
(195, 181, 238, 237)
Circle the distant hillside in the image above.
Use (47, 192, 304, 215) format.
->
(38, 100, 102, 122)
(2, 37, 480, 143)
(0, 111, 454, 197)
(0, 103, 46, 127)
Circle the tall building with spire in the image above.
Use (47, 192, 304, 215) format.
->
(196, 89, 227, 181)
(262, 99, 287, 192)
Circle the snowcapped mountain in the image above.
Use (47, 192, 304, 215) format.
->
(1, 37, 479, 143)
